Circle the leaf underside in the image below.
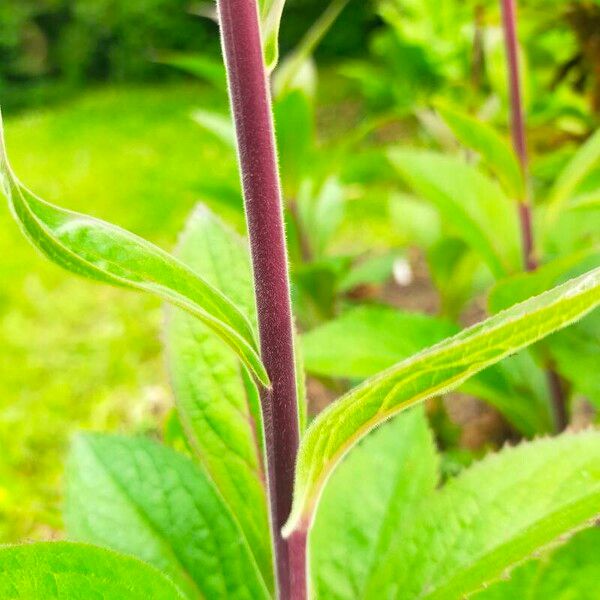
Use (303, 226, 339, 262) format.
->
(0, 118, 268, 385)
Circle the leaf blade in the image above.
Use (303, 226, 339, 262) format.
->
(311, 408, 439, 600)
(0, 117, 268, 386)
(65, 434, 270, 600)
(388, 149, 521, 276)
(165, 205, 272, 588)
(0, 542, 186, 599)
(284, 268, 600, 535)
(365, 431, 600, 599)
(437, 105, 524, 198)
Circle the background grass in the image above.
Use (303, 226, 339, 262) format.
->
(0, 83, 243, 542)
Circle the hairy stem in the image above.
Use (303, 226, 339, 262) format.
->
(500, 0, 567, 430)
(217, 1, 302, 597)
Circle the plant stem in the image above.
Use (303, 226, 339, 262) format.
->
(288, 527, 309, 600)
(500, 0, 568, 431)
(499, 0, 537, 271)
(217, 1, 302, 598)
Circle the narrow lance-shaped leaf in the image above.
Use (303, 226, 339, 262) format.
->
(437, 104, 524, 199)
(302, 306, 553, 435)
(260, 0, 287, 71)
(546, 128, 600, 221)
(389, 149, 521, 277)
(283, 268, 600, 535)
(0, 115, 268, 386)
(65, 434, 270, 599)
(0, 542, 186, 599)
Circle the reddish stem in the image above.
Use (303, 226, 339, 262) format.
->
(217, 1, 302, 597)
(500, 0, 537, 271)
(288, 527, 309, 600)
(500, 0, 567, 430)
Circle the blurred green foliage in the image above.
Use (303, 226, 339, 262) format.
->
(0, 83, 242, 542)
(0, 0, 376, 112)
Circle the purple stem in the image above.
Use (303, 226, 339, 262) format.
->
(499, 0, 537, 271)
(217, 1, 302, 597)
(288, 528, 309, 600)
(500, 0, 567, 430)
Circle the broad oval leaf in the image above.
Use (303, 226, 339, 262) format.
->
(388, 149, 521, 277)
(65, 434, 270, 599)
(437, 104, 524, 199)
(311, 408, 439, 600)
(283, 268, 600, 535)
(474, 527, 600, 600)
(0, 116, 268, 386)
(365, 430, 600, 598)
(165, 205, 272, 588)
(0, 542, 186, 599)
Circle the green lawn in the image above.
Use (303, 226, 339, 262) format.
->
(0, 83, 244, 542)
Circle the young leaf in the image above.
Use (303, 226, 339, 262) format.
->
(284, 268, 600, 535)
(473, 527, 600, 600)
(311, 408, 439, 600)
(164, 205, 272, 586)
(259, 0, 286, 71)
(388, 149, 521, 277)
(0, 116, 268, 386)
(65, 434, 270, 600)
(437, 105, 524, 198)
(364, 431, 600, 598)
(546, 129, 600, 220)
(0, 542, 185, 599)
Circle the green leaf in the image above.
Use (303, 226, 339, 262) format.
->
(260, 0, 286, 71)
(311, 408, 439, 600)
(0, 115, 268, 386)
(474, 527, 600, 600)
(297, 177, 345, 258)
(388, 149, 521, 277)
(489, 247, 600, 313)
(0, 542, 186, 599)
(437, 105, 524, 198)
(274, 89, 314, 198)
(549, 311, 600, 408)
(364, 431, 600, 598)
(427, 238, 479, 320)
(164, 206, 272, 587)
(284, 268, 600, 535)
(302, 305, 457, 379)
(337, 253, 397, 294)
(301, 306, 553, 435)
(192, 109, 235, 148)
(546, 129, 600, 220)
(65, 434, 270, 600)
(388, 192, 441, 249)
(157, 52, 227, 92)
